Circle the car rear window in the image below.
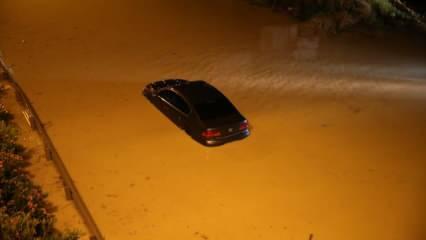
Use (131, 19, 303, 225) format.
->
(195, 98, 238, 120)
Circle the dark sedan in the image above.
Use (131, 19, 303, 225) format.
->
(143, 79, 250, 146)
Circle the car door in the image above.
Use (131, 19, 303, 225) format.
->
(157, 90, 191, 129)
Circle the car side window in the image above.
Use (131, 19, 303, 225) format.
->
(158, 90, 191, 115)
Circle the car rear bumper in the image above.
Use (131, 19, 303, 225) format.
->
(204, 129, 250, 146)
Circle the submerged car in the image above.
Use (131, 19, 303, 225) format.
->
(143, 79, 250, 146)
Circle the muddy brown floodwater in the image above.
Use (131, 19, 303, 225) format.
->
(1, 0, 426, 239)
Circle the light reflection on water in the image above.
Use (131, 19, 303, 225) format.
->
(201, 22, 426, 100)
(0, 0, 424, 99)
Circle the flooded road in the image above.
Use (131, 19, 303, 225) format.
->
(1, 0, 426, 239)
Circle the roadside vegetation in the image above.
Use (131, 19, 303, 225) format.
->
(249, 0, 426, 32)
(0, 84, 79, 240)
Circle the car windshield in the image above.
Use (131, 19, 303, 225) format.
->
(194, 98, 237, 121)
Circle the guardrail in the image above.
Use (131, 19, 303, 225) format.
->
(0, 51, 104, 240)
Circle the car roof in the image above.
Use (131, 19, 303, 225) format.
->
(173, 81, 225, 104)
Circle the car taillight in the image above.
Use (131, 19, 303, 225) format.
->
(202, 129, 221, 138)
(239, 121, 249, 131)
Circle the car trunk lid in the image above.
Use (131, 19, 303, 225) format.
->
(202, 116, 248, 140)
